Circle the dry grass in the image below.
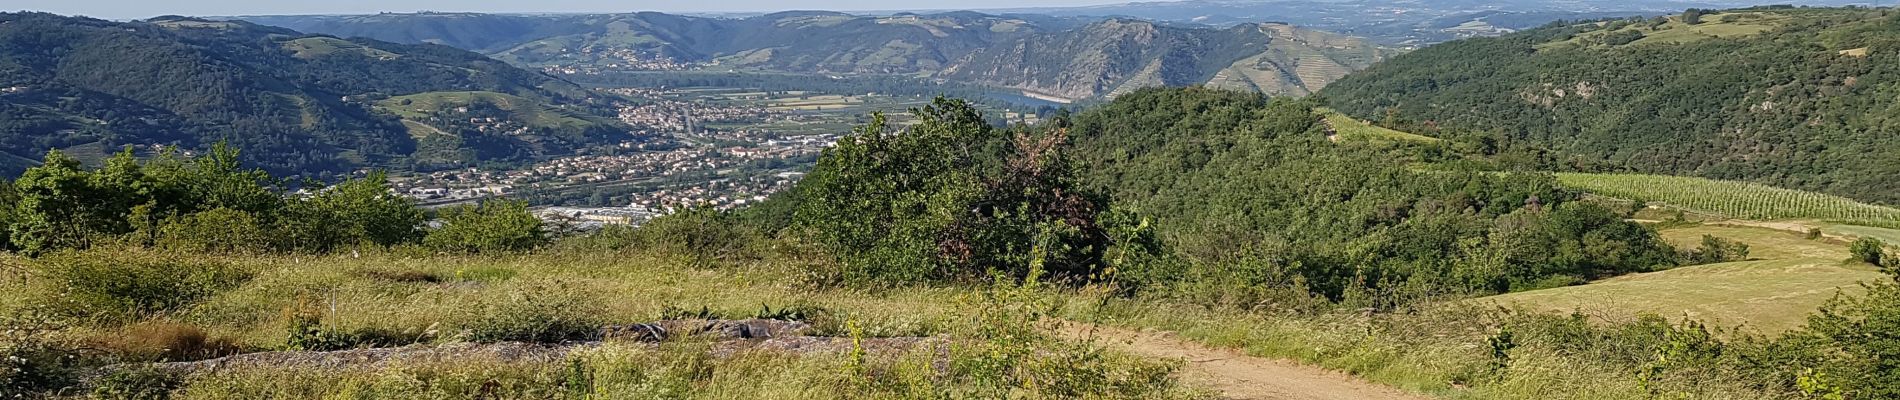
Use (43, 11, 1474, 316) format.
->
(4, 248, 1201, 398)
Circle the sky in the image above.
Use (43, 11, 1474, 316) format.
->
(7, 0, 1124, 20)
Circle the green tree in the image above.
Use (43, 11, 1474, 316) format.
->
(156, 208, 272, 254)
(792, 97, 1108, 285)
(424, 198, 546, 253)
(10, 150, 138, 254)
(1850, 238, 1886, 267)
(276, 172, 424, 252)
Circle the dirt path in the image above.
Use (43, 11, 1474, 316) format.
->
(1057, 322, 1428, 400)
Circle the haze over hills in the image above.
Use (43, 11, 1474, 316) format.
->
(236, 11, 1392, 101)
(984, 0, 1878, 45)
(0, 12, 635, 176)
(1320, 7, 1900, 205)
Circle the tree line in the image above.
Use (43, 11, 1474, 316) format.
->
(0, 144, 547, 256)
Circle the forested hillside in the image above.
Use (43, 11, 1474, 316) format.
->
(1320, 7, 1900, 204)
(940, 20, 1392, 100)
(238, 12, 1392, 101)
(0, 13, 631, 177)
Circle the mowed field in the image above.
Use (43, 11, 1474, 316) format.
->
(1485, 224, 1886, 334)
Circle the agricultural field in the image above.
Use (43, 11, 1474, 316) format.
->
(1484, 224, 1887, 334)
(375, 91, 615, 132)
(662, 87, 1031, 136)
(1535, 11, 1791, 51)
(1555, 173, 1900, 226)
(1318, 108, 1441, 145)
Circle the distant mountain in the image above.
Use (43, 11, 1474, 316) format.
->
(1320, 7, 1900, 204)
(941, 20, 1393, 100)
(0, 13, 632, 176)
(982, 0, 1873, 45)
(235, 11, 1391, 101)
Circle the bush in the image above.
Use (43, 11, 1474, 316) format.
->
(1793, 278, 1900, 398)
(0, 308, 83, 398)
(156, 208, 271, 254)
(425, 199, 547, 254)
(449, 281, 604, 343)
(276, 171, 425, 252)
(1683, 234, 1750, 264)
(626, 206, 761, 267)
(97, 322, 242, 362)
(283, 297, 422, 351)
(35, 250, 251, 320)
(793, 98, 1110, 285)
(1849, 238, 1885, 266)
(91, 365, 179, 400)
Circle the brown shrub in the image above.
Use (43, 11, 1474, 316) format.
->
(97, 322, 243, 362)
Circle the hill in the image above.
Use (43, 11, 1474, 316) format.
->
(1319, 7, 1900, 205)
(940, 20, 1393, 100)
(236, 12, 1393, 101)
(0, 13, 632, 176)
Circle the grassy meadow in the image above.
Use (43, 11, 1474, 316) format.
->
(0, 246, 1204, 399)
(1484, 224, 1886, 334)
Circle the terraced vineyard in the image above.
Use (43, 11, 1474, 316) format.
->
(1557, 173, 1900, 225)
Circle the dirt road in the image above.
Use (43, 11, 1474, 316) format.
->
(1058, 322, 1429, 400)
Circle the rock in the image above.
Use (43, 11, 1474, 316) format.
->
(611, 319, 812, 341)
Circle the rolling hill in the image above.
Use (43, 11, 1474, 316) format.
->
(0, 13, 632, 176)
(939, 20, 1394, 100)
(237, 12, 1393, 101)
(1319, 7, 1900, 205)
(988, 0, 1875, 45)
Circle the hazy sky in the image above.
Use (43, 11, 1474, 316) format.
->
(7, 0, 1123, 20)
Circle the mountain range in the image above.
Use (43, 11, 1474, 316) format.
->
(236, 11, 1393, 101)
(0, 13, 633, 176)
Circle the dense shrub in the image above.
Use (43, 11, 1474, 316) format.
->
(0, 308, 83, 397)
(90, 365, 179, 400)
(283, 297, 422, 351)
(35, 250, 251, 320)
(1683, 234, 1751, 265)
(425, 199, 547, 253)
(156, 208, 272, 253)
(1849, 238, 1886, 266)
(275, 171, 425, 252)
(793, 98, 1110, 285)
(1782, 271, 1900, 398)
(98, 322, 242, 362)
(449, 281, 605, 342)
(0, 144, 426, 256)
(617, 206, 762, 267)
(8, 150, 141, 254)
